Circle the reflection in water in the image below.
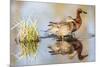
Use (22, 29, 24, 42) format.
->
(19, 41, 39, 57)
(48, 36, 88, 60)
(10, 2, 95, 65)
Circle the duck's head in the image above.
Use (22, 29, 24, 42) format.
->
(77, 8, 87, 14)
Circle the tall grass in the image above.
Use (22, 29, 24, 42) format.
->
(18, 19, 39, 57)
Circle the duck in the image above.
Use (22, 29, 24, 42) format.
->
(48, 8, 87, 40)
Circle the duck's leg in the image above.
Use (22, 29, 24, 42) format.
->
(72, 33, 75, 38)
(62, 36, 64, 40)
(67, 33, 73, 39)
(57, 36, 62, 41)
(70, 32, 76, 38)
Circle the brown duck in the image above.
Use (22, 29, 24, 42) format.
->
(48, 8, 87, 40)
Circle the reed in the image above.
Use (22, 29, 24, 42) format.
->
(18, 19, 39, 57)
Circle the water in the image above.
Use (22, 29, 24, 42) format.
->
(10, 1, 95, 66)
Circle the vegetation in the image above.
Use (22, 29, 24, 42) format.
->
(18, 19, 39, 57)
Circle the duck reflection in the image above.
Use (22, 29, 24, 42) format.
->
(48, 36, 88, 60)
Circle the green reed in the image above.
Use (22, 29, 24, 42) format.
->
(18, 20, 39, 57)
